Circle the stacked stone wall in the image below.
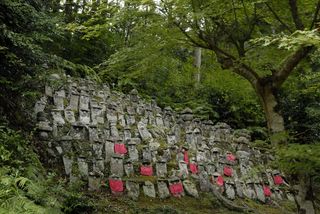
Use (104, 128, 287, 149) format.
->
(34, 75, 293, 202)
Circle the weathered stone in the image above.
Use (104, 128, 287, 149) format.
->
(156, 161, 167, 178)
(69, 92, 79, 111)
(56, 146, 63, 155)
(213, 122, 231, 143)
(142, 146, 152, 162)
(54, 93, 65, 110)
(211, 147, 221, 161)
(110, 122, 119, 138)
(157, 180, 170, 199)
(93, 159, 105, 173)
(92, 142, 103, 158)
(34, 97, 47, 114)
(254, 183, 266, 203)
(91, 106, 104, 125)
(138, 121, 152, 140)
(181, 108, 193, 121)
(156, 114, 164, 126)
(162, 149, 171, 161)
(149, 140, 160, 151)
(64, 109, 76, 123)
(79, 94, 90, 110)
(106, 111, 117, 123)
(63, 156, 73, 175)
(77, 157, 88, 178)
(105, 140, 114, 163)
(70, 123, 87, 140)
(127, 106, 136, 115)
(52, 109, 65, 125)
(124, 161, 134, 177)
(124, 126, 132, 141)
(143, 181, 156, 198)
(167, 134, 176, 146)
(196, 150, 206, 163)
(225, 180, 236, 200)
(110, 155, 124, 177)
(37, 121, 52, 139)
(235, 179, 245, 198)
(206, 162, 216, 176)
(128, 142, 139, 162)
(126, 181, 140, 200)
(199, 171, 210, 192)
(125, 114, 136, 126)
(130, 89, 139, 102)
(79, 109, 90, 124)
(239, 162, 251, 177)
(178, 161, 188, 178)
(45, 85, 53, 97)
(88, 173, 101, 191)
(118, 113, 126, 127)
(183, 180, 199, 198)
(244, 180, 256, 199)
(286, 191, 295, 202)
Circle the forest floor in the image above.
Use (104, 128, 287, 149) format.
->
(86, 192, 296, 214)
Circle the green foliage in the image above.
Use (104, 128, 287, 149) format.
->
(0, 125, 63, 213)
(251, 30, 320, 50)
(277, 144, 320, 176)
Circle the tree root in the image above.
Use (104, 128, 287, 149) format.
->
(209, 184, 257, 213)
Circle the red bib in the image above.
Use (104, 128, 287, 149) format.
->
(216, 176, 224, 186)
(189, 163, 198, 174)
(226, 154, 236, 162)
(169, 183, 184, 196)
(140, 166, 153, 176)
(263, 185, 272, 197)
(114, 143, 127, 154)
(183, 151, 189, 164)
(273, 175, 283, 185)
(223, 166, 233, 177)
(109, 179, 124, 192)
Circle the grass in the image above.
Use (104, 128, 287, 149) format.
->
(86, 190, 296, 214)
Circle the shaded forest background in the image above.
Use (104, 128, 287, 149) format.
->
(0, 0, 319, 213)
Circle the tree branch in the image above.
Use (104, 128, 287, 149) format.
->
(211, 47, 261, 89)
(174, 22, 209, 50)
(288, 0, 305, 30)
(310, 0, 320, 30)
(273, 46, 313, 88)
(265, 3, 293, 33)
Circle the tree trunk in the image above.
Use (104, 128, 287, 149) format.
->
(258, 84, 316, 214)
(295, 175, 315, 214)
(258, 84, 285, 135)
(194, 47, 201, 84)
(65, 0, 73, 23)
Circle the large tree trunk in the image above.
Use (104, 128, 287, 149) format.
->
(258, 84, 285, 135)
(258, 84, 316, 214)
(295, 175, 316, 214)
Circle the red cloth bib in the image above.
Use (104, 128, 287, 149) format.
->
(216, 176, 224, 186)
(114, 143, 127, 154)
(189, 163, 198, 174)
(109, 179, 124, 192)
(226, 154, 236, 162)
(273, 175, 284, 185)
(183, 151, 189, 164)
(140, 166, 153, 176)
(169, 183, 184, 196)
(263, 185, 272, 197)
(223, 166, 233, 177)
